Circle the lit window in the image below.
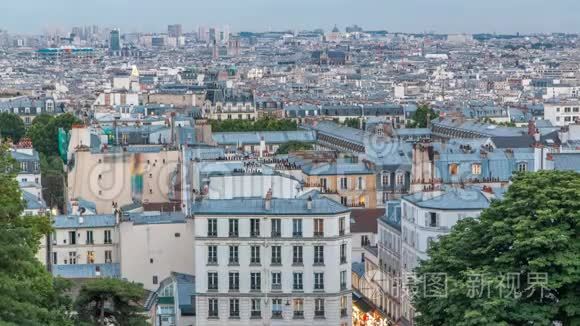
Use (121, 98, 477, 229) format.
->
(471, 163, 481, 175)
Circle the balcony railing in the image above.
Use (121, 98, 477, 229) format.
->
(340, 308, 348, 317)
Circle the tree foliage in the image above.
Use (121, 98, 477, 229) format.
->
(40, 154, 66, 211)
(210, 117, 297, 132)
(26, 113, 81, 157)
(275, 141, 314, 154)
(0, 145, 73, 325)
(407, 104, 436, 128)
(413, 171, 580, 326)
(342, 118, 361, 129)
(0, 112, 26, 143)
(74, 278, 147, 326)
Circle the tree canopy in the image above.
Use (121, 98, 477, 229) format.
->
(75, 278, 147, 326)
(413, 171, 580, 326)
(26, 113, 81, 157)
(0, 145, 73, 325)
(0, 112, 26, 143)
(407, 104, 436, 128)
(275, 141, 314, 154)
(210, 117, 297, 132)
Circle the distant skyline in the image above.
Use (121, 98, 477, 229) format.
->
(2, 0, 580, 35)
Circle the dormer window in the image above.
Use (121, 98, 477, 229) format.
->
(471, 163, 481, 175)
(517, 162, 528, 172)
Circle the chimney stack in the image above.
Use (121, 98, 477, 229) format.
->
(265, 188, 273, 210)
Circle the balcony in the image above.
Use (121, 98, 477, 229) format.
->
(292, 232, 303, 238)
(250, 231, 260, 238)
(339, 229, 345, 236)
(340, 308, 348, 317)
(228, 232, 239, 237)
(313, 231, 324, 237)
(314, 311, 325, 318)
(207, 232, 217, 238)
(272, 311, 283, 319)
(271, 231, 281, 238)
(271, 283, 282, 291)
(293, 311, 304, 319)
(250, 311, 262, 319)
(341, 283, 347, 291)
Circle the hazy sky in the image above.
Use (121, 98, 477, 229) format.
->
(2, 0, 580, 34)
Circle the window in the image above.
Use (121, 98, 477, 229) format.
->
(292, 219, 302, 237)
(340, 271, 347, 290)
(293, 272, 303, 290)
(314, 219, 324, 236)
(250, 246, 261, 264)
(271, 219, 281, 237)
(153, 276, 158, 285)
(251, 272, 261, 291)
(340, 177, 348, 190)
(361, 235, 370, 247)
(340, 244, 347, 264)
(358, 176, 363, 190)
(208, 245, 217, 264)
(68, 252, 77, 264)
(517, 162, 528, 172)
(208, 219, 217, 237)
(271, 272, 282, 290)
(396, 173, 404, 185)
(208, 272, 218, 291)
(320, 177, 327, 190)
(428, 212, 438, 227)
(85, 231, 94, 244)
(104, 250, 112, 263)
(314, 273, 324, 290)
(314, 246, 324, 264)
(340, 296, 348, 316)
(340, 196, 347, 205)
(229, 299, 239, 318)
(228, 219, 238, 237)
(272, 299, 282, 318)
(229, 246, 239, 264)
(293, 298, 304, 318)
(251, 299, 261, 318)
(271, 246, 281, 264)
(52, 252, 57, 265)
(315, 298, 325, 317)
(471, 163, 482, 175)
(250, 218, 260, 237)
(68, 231, 76, 245)
(208, 299, 218, 318)
(229, 272, 239, 290)
(104, 230, 112, 244)
(339, 217, 346, 235)
(382, 173, 390, 186)
(449, 163, 459, 176)
(293, 246, 303, 264)
(86, 251, 95, 264)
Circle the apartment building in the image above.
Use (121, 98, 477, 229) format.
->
(192, 195, 353, 325)
(544, 101, 580, 126)
(399, 188, 493, 323)
(302, 162, 377, 209)
(38, 213, 120, 279)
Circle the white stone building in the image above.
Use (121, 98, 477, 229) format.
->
(192, 196, 353, 326)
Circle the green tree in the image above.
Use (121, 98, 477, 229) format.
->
(343, 118, 361, 129)
(75, 278, 147, 326)
(210, 117, 297, 132)
(0, 112, 26, 143)
(413, 171, 580, 326)
(407, 104, 436, 128)
(27, 113, 81, 157)
(275, 141, 314, 154)
(40, 154, 66, 210)
(0, 145, 73, 325)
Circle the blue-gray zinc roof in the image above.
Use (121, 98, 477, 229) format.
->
(53, 214, 117, 228)
(192, 198, 349, 215)
(403, 188, 490, 210)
